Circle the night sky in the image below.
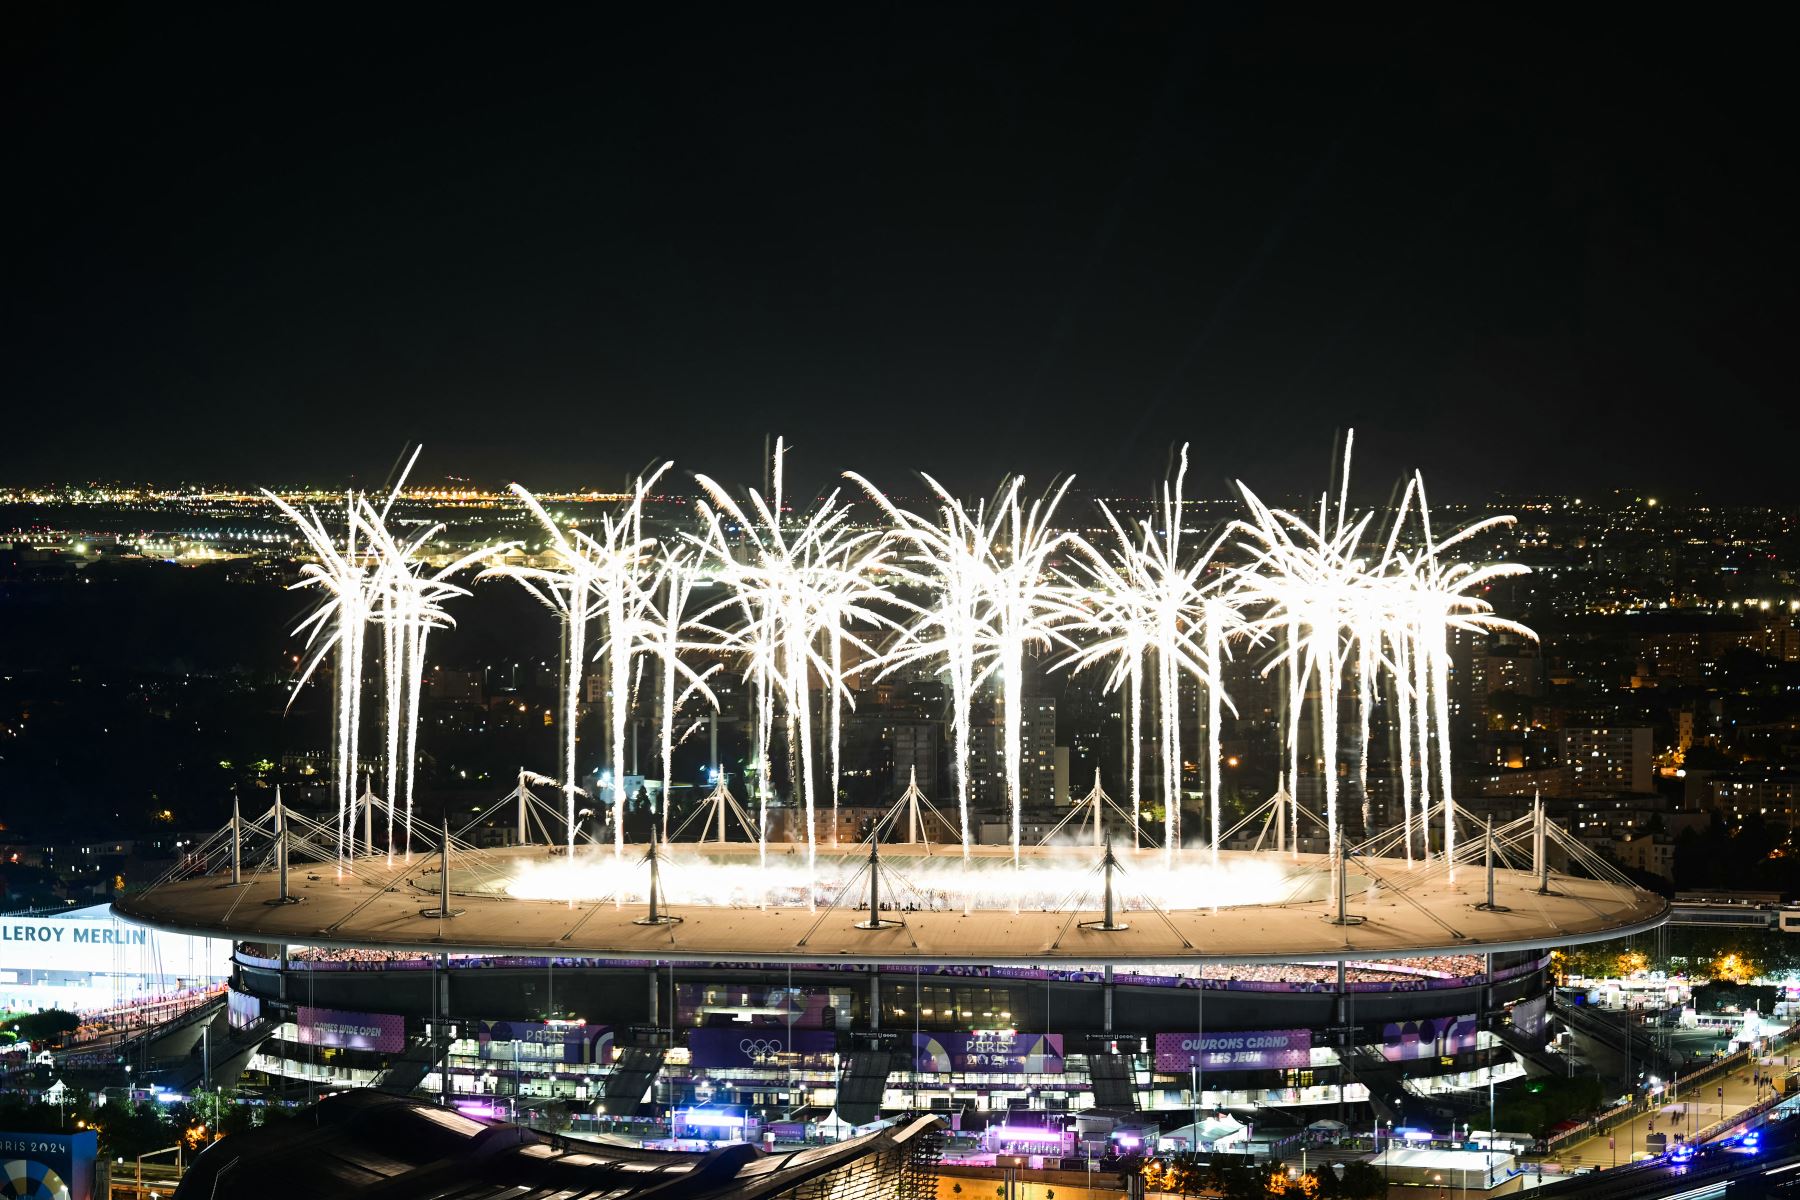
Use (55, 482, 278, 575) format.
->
(6, 7, 1793, 500)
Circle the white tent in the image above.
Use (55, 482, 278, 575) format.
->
(1158, 1113, 1248, 1153)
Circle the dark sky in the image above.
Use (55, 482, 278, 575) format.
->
(5, 7, 1793, 501)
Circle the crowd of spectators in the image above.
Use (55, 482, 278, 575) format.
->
(287, 946, 434, 967)
(259, 943, 1492, 993)
(67, 984, 224, 1044)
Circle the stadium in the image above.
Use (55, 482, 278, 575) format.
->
(113, 805, 1666, 1169)
(107, 446, 1674, 1171)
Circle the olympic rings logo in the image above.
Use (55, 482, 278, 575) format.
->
(740, 1038, 789, 1058)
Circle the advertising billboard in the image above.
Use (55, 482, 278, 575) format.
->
(294, 1005, 406, 1052)
(1511, 995, 1549, 1041)
(227, 989, 262, 1030)
(912, 1032, 1064, 1074)
(1, 1130, 97, 1200)
(1380, 1014, 1479, 1061)
(1153, 1029, 1312, 1072)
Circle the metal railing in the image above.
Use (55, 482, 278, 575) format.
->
(1541, 1022, 1799, 1155)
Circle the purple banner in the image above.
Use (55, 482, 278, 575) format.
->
(479, 1020, 612, 1064)
(913, 1032, 1064, 1074)
(295, 1005, 406, 1052)
(1511, 996, 1549, 1040)
(1380, 1014, 1479, 1061)
(1154, 1029, 1311, 1072)
(227, 989, 262, 1030)
(687, 1028, 839, 1069)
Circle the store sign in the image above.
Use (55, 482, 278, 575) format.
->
(295, 1005, 405, 1052)
(478, 1020, 613, 1064)
(1153, 1029, 1311, 1072)
(1380, 1014, 1478, 1061)
(0, 1129, 97, 1200)
(913, 1032, 1064, 1074)
(687, 1029, 838, 1069)
(0, 906, 227, 980)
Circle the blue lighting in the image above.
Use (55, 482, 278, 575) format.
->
(678, 1108, 744, 1129)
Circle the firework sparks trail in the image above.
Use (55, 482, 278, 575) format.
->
(1056, 564, 1154, 850)
(1060, 446, 1238, 866)
(848, 474, 999, 867)
(640, 545, 724, 842)
(272, 457, 508, 864)
(855, 473, 1077, 875)
(482, 488, 603, 860)
(1385, 472, 1534, 880)
(697, 440, 899, 905)
(268, 490, 368, 863)
(358, 501, 497, 857)
(264, 432, 1532, 915)
(1201, 597, 1241, 863)
(1229, 479, 1374, 860)
(492, 470, 667, 871)
(590, 469, 668, 869)
(1388, 626, 1417, 862)
(989, 479, 1081, 873)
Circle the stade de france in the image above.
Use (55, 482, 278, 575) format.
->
(40, 441, 1682, 1193)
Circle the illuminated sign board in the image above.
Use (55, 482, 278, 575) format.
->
(0, 908, 227, 981)
(1380, 1014, 1478, 1061)
(1153, 1029, 1311, 1072)
(1, 1129, 97, 1200)
(913, 1032, 1063, 1074)
(294, 1005, 406, 1052)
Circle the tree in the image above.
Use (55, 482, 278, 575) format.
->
(1337, 1162, 1387, 1200)
(5, 1010, 79, 1043)
(1208, 1157, 1269, 1200)
(1713, 951, 1759, 984)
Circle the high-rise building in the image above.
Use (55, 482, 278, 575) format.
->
(966, 695, 1057, 809)
(1560, 726, 1654, 796)
(1020, 695, 1057, 807)
(887, 721, 939, 795)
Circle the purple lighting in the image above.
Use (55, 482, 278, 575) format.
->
(989, 1126, 1069, 1146)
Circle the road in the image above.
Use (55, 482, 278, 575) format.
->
(1535, 1135, 1800, 1200)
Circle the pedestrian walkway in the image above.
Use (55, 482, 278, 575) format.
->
(1556, 1069, 1780, 1170)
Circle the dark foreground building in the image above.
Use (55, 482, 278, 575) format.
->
(176, 1090, 942, 1200)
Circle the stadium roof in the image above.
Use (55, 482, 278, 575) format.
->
(118, 843, 1670, 965)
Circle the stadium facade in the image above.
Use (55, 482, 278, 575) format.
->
(216, 939, 1551, 1159)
